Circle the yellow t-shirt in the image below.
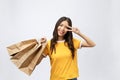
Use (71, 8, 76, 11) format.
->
(43, 38, 81, 80)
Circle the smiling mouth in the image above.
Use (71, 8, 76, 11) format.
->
(59, 30, 65, 34)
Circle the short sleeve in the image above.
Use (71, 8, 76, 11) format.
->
(42, 42, 49, 56)
(73, 38, 82, 49)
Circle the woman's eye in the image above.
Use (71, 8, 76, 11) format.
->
(67, 27, 70, 29)
(59, 24, 63, 26)
(65, 26, 70, 29)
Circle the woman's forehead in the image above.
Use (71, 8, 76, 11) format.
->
(60, 21, 69, 25)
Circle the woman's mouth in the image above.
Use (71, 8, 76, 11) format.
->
(58, 30, 65, 35)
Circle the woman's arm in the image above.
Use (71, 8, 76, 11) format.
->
(67, 26, 96, 47)
(36, 37, 47, 65)
(77, 32, 96, 47)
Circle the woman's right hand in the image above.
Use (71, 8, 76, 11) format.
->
(40, 37, 47, 43)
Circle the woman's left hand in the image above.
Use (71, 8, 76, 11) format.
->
(66, 26, 80, 35)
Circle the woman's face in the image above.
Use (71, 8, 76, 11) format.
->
(57, 20, 69, 38)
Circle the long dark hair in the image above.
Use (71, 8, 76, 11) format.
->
(50, 16, 75, 59)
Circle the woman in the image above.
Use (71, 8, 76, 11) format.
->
(38, 16, 96, 80)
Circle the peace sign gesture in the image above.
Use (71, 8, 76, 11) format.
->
(66, 26, 96, 47)
(66, 26, 81, 35)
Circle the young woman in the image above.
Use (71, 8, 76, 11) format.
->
(38, 16, 96, 80)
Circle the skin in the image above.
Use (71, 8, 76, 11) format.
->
(40, 20, 96, 47)
(57, 21, 69, 41)
(37, 20, 96, 64)
(57, 20, 96, 47)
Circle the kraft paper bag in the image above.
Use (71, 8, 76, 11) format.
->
(6, 39, 47, 75)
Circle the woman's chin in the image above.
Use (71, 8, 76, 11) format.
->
(58, 34, 64, 37)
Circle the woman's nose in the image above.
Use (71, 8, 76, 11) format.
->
(61, 26, 65, 30)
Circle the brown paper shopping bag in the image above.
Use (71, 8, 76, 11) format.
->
(6, 38, 47, 75)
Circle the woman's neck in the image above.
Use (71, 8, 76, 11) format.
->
(58, 37, 64, 41)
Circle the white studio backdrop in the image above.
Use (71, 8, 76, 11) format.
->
(0, 0, 120, 80)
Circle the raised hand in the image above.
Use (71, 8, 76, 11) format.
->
(66, 26, 81, 35)
(40, 37, 47, 43)
(66, 26, 96, 47)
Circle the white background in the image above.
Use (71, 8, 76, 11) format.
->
(0, 0, 120, 80)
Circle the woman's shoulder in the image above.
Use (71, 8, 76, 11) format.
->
(73, 38, 82, 49)
(73, 37, 82, 45)
(46, 39, 51, 46)
(47, 39, 51, 43)
(73, 37, 80, 42)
